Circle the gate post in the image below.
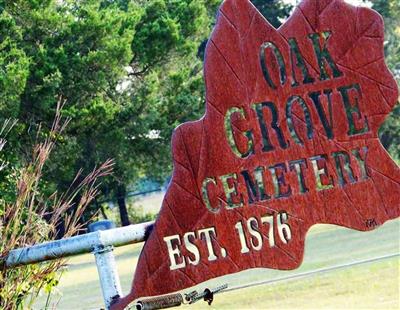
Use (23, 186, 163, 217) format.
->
(93, 245, 123, 309)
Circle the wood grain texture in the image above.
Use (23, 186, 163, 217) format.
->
(112, 1, 399, 308)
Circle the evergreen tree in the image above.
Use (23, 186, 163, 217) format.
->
(369, 0, 400, 160)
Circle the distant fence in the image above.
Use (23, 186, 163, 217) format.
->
(225, 253, 399, 293)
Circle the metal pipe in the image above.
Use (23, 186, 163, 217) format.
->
(93, 245, 123, 309)
(5, 221, 154, 268)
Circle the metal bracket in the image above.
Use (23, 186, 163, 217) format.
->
(184, 284, 228, 306)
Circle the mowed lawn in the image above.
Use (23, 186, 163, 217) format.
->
(34, 219, 400, 310)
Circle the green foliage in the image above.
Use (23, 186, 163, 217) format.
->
(127, 205, 158, 224)
(103, 202, 157, 226)
(133, 0, 208, 66)
(0, 1, 138, 210)
(370, 0, 400, 160)
(133, 1, 180, 66)
(251, 0, 293, 28)
(0, 12, 29, 118)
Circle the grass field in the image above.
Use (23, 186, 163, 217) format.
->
(34, 219, 400, 310)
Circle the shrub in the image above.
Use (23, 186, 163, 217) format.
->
(0, 104, 113, 310)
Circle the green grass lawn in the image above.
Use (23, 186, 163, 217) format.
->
(34, 219, 400, 310)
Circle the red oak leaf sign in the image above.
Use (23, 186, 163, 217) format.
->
(116, 0, 399, 307)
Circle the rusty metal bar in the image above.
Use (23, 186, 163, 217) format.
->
(136, 293, 184, 310)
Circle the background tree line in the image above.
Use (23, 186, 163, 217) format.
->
(0, 0, 397, 230)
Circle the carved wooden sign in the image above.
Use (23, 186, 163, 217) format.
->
(115, 0, 399, 307)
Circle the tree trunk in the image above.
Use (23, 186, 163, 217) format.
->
(100, 204, 108, 220)
(117, 184, 130, 226)
(95, 198, 108, 220)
